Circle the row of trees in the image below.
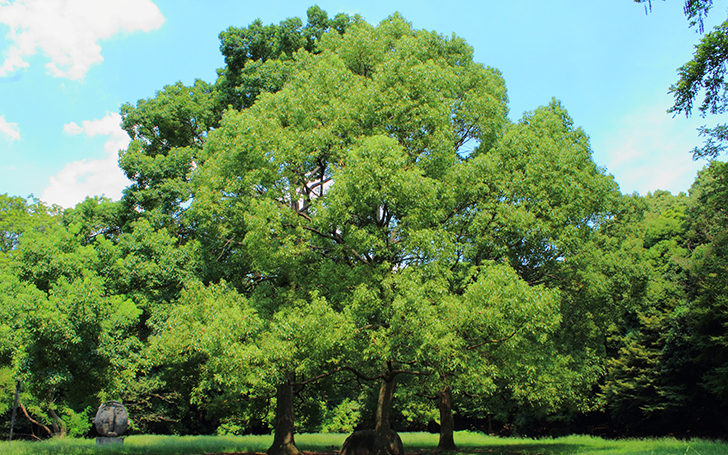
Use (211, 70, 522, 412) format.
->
(1, 4, 727, 449)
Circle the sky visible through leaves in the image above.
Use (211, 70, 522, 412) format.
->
(1, 0, 727, 208)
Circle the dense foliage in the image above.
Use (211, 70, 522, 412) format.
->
(2, 4, 727, 447)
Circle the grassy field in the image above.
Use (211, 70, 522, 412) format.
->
(1, 431, 726, 455)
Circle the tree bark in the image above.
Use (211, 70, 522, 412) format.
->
(436, 385, 457, 451)
(47, 406, 67, 438)
(9, 380, 20, 441)
(267, 374, 300, 455)
(373, 374, 396, 455)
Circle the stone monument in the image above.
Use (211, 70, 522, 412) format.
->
(95, 401, 128, 445)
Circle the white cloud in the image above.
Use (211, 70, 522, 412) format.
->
(62, 111, 128, 148)
(0, 0, 164, 80)
(42, 111, 131, 208)
(62, 121, 84, 135)
(0, 113, 20, 140)
(591, 100, 725, 195)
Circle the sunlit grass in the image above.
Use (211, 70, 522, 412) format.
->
(1, 432, 726, 455)
(2, 434, 270, 455)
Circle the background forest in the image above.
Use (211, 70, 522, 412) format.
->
(1, 3, 727, 448)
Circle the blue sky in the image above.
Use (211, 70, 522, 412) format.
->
(1, 0, 726, 208)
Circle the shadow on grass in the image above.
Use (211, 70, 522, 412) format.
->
(184, 448, 585, 455)
(459, 445, 585, 454)
(402, 443, 589, 455)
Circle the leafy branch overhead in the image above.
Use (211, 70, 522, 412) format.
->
(636, 0, 728, 158)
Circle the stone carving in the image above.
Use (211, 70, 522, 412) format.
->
(94, 401, 128, 438)
(339, 430, 404, 455)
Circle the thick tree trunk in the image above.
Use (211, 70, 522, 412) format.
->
(267, 374, 300, 455)
(436, 386, 457, 451)
(47, 407, 67, 438)
(373, 375, 396, 455)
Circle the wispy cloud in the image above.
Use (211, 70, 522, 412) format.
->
(41, 112, 131, 208)
(0, 0, 164, 80)
(592, 100, 724, 195)
(0, 113, 20, 140)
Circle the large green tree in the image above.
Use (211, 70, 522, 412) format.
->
(1, 210, 142, 438)
(191, 8, 620, 451)
(193, 12, 511, 453)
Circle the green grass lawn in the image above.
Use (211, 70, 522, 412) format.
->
(1, 432, 726, 455)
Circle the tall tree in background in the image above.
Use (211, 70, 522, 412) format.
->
(596, 165, 728, 436)
(683, 161, 728, 432)
(600, 191, 699, 435)
(216, 5, 355, 111)
(118, 6, 355, 239)
(0, 195, 59, 269)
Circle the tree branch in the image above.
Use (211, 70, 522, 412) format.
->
(340, 366, 385, 382)
(292, 366, 349, 386)
(20, 402, 53, 438)
(465, 329, 520, 351)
